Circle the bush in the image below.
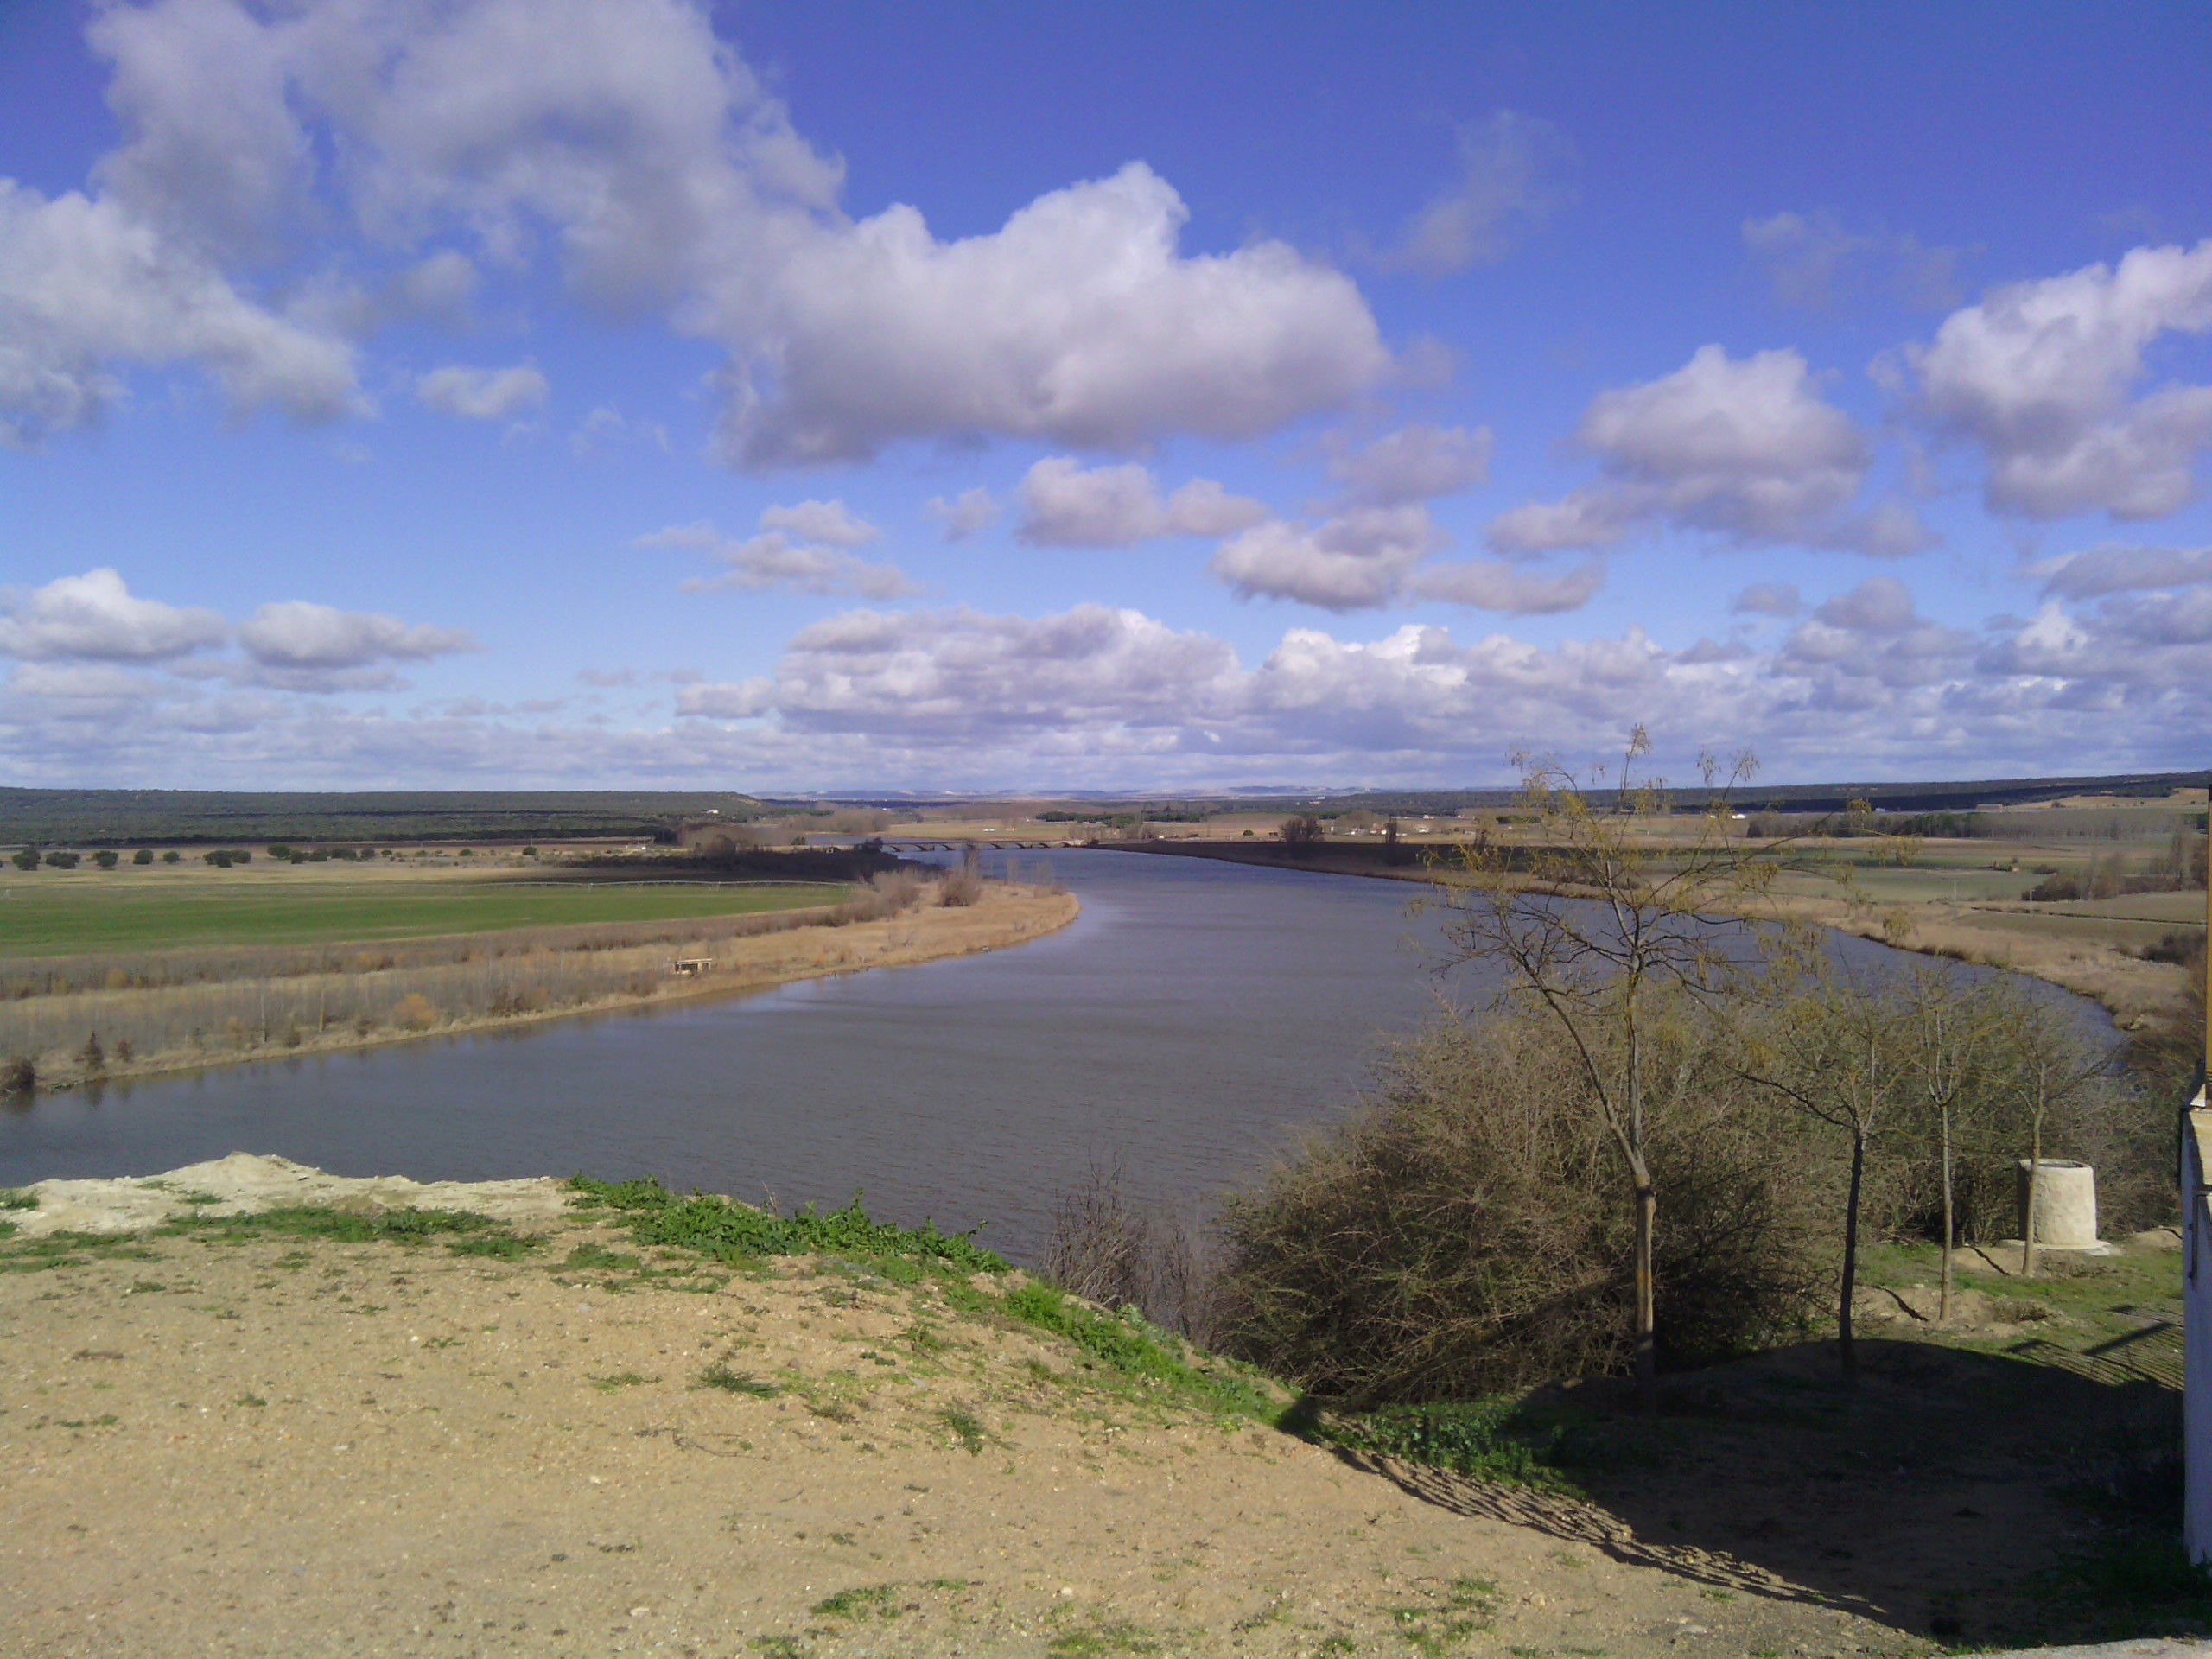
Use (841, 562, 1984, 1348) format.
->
(93, 849, 119, 869)
(43, 851, 79, 869)
(1, 1057, 34, 1095)
(131, 849, 153, 865)
(391, 994, 439, 1031)
(10, 849, 37, 870)
(1211, 1003, 1827, 1403)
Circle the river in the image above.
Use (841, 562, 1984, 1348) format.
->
(0, 848, 2105, 1263)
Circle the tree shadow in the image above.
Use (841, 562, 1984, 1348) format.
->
(1326, 1338, 2186, 1649)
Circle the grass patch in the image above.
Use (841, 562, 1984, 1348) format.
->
(156, 1204, 539, 1259)
(938, 1406, 989, 1454)
(0, 1188, 36, 1211)
(1390, 1577, 1501, 1655)
(1046, 1624, 1160, 1656)
(0, 874, 848, 957)
(699, 1365, 781, 1397)
(567, 1175, 1005, 1273)
(588, 1371, 654, 1393)
(999, 1282, 1284, 1421)
(810, 1584, 905, 1621)
(1319, 1395, 1586, 1490)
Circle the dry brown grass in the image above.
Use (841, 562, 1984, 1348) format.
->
(2, 882, 1077, 1091)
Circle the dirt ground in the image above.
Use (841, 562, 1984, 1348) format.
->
(0, 1160, 1946, 1659)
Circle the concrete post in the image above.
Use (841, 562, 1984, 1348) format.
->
(2016, 1159, 2098, 1249)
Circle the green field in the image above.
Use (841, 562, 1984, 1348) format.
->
(0, 876, 849, 958)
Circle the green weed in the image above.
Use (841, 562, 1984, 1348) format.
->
(699, 1365, 781, 1397)
(938, 1406, 989, 1454)
(999, 1282, 1282, 1421)
(1324, 1396, 1584, 1490)
(566, 1175, 1005, 1272)
(1046, 1624, 1160, 1656)
(0, 1188, 36, 1211)
(810, 1584, 904, 1620)
(588, 1371, 653, 1393)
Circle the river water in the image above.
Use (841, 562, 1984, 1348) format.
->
(0, 850, 1486, 1260)
(0, 849, 2107, 1263)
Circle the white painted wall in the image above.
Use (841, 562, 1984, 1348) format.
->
(2183, 1090, 2212, 1563)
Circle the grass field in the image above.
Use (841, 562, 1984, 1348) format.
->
(0, 873, 848, 958)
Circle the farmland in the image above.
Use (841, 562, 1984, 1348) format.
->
(0, 863, 846, 958)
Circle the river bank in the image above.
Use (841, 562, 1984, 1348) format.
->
(3, 883, 1077, 1095)
(1102, 839, 2191, 1029)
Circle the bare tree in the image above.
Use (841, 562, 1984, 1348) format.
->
(1428, 727, 1778, 1408)
(1998, 987, 2111, 1276)
(1732, 943, 1910, 1376)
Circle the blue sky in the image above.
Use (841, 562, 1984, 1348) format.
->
(2, 0, 2209, 792)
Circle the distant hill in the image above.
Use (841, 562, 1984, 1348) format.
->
(0, 788, 763, 848)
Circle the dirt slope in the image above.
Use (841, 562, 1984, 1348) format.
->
(0, 1161, 1916, 1658)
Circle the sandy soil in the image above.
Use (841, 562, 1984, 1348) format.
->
(0, 1160, 1924, 1659)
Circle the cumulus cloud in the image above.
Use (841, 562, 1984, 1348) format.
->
(0, 181, 360, 447)
(1209, 506, 1442, 611)
(2030, 543, 2212, 600)
(1743, 211, 1969, 312)
(925, 487, 999, 541)
(1016, 457, 1268, 547)
(676, 679, 774, 719)
(415, 361, 549, 422)
(1732, 582, 1803, 617)
(1488, 345, 1929, 556)
(644, 515, 918, 600)
(11, 0, 1391, 464)
(0, 568, 227, 661)
(718, 163, 1391, 466)
(239, 601, 476, 670)
(1904, 241, 2212, 519)
(758, 499, 879, 548)
(1326, 423, 1493, 505)
(1782, 577, 1970, 690)
(1382, 112, 1574, 278)
(1408, 559, 1605, 614)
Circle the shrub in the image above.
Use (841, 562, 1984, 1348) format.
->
(391, 994, 439, 1031)
(1, 1057, 34, 1095)
(92, 849, 118, 869)
(43, 851, 79, 869)
(162, 850, 180, 864)
(1211, 1003, 1827, 1403)
(131, 849, 153, 865)
(10, 849, 39, 870)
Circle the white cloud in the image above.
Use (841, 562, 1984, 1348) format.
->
(1488, 346, 1928, 556)
(238, 601, 477, 670)
(676, 679, 774, 718)
(925, 487, 999, 541)
(1408, 559, 1605, 614)
(1732, 582, 1803, 617)
(1326, 423, 1493, 505)
(416, 361, 549, 422)
(717, 163, 1392, 466)
(643, 519, 918, 600)
(19, 0, 1392, 466)
(1905, 241, 2212, 519)
(1016, 457, 1268, 547)
(2031, 543, 2212, 600)
(0, 569, 227, 661)
(1382, 112, 1573, 278)
(0, 181, 360, 447)
(758, 499, 879, 548)
(1743, 211, 1969, 312)
(1209, 506, 1441, 611)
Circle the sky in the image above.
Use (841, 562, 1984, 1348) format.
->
(1, 0, 2209, 795)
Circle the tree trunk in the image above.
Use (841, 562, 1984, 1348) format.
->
(1632, 1180, 1657, 1413)
(1938, 1107, 1955, 1323)
(1839, 1124, 1866, 1377)
(2023, 1096, 2045, 1278)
